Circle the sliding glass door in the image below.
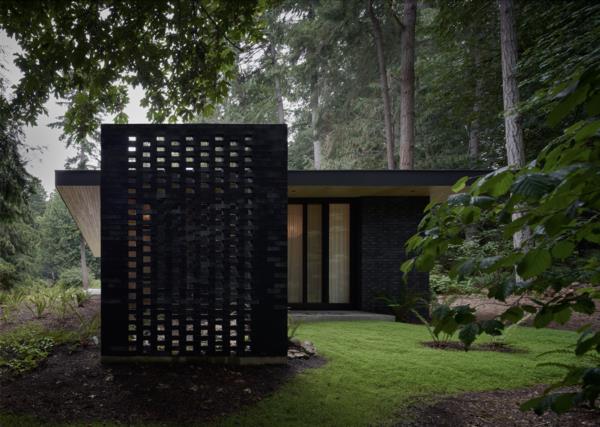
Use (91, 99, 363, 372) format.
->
(287, 202, 351, 306)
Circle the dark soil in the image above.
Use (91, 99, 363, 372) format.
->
(397, 385, 600, 427)
(0, 342, 325, 425)
(422, 341, 526, 353)
(0, 296, 326, 425)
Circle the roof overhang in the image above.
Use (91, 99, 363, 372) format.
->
(287, 170, 487, 198)
(55, 169, 488, 258)
(56, 171, 101, 256)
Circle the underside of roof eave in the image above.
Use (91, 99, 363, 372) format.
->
(55, 171, 101, 257)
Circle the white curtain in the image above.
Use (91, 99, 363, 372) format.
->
(287, 205, 303, 303)
(307, 204, 322, 303)
(328, 204, 350, 303)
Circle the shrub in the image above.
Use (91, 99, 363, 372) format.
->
(23, 287, 54, 319)
(0, 324, 79, 374)
(0, 325, 55, 374)
(76, 313, 100, 346)
(49, 286, 90, 320)
(56, 267, 86, 288)
(0, 288, 26, 322)
(0, 259, 18, 290)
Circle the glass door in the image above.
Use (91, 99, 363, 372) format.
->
(287, 202, 351, 306)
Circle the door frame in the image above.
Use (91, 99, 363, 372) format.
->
(287, 198, 360, 310)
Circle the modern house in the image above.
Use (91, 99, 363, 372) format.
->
(56, 124, 485, 363)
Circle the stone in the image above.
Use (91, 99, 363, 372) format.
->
(301, 341, 317, 355)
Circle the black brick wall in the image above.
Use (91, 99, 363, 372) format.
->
(101, 124, 287, 359)
(358, 197, 429, 314)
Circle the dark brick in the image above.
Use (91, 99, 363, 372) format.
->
(358, 197, 429, 314)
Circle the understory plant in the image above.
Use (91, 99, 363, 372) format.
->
(23, 287, 54, 319)
(377, 285, 427, 323)
(287, 311, 301, 342)
(403, 65, 600, 414)
(0, 324, 56, 374)
(411, 300, 503, 348)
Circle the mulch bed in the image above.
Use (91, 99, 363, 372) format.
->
(396, 385, 600, 427)
(0, 296, 326, 425)
(422, 341, 526, 353)
(0, 341, 325, 425)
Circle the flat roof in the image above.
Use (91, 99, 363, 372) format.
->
(55, 169, 488, 257)
(288, 169, 487, 186)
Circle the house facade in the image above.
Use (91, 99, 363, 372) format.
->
(56, 124, 485, 362)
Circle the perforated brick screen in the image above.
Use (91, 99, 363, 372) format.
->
(100, 124, 287, 360)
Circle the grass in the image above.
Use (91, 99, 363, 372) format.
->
(217, 321, 577, 426)
(0, 321, 578, 427)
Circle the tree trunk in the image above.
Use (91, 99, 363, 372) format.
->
(468, 47, 482, 166)
(268, 42, 285, 124)
(498, 0, 525, 168)
(399, 0, 417, 170)
(368, 0, 395, 170)
(79, 235, 89, 291)
(499, 0, 528, 251)
(310, 71, 322, 170)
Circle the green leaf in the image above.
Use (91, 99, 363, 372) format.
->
(574, 119, 600, 141)
(458, 323, 479, 349)
(501, 306, 524, 323)
(520, 395, 546, 414)
(575, 332, 600, 356)
(554, 307, 572, 325)
(447, 193, 471, 206)
(547, 82, 590, 127)
(470, 196, 495, 208)
(511, 173, 560, 199)
(451, 176, 469, 193)
(583, 225, 600, 244)
(415, 254, 435, 272)
(572, 296, 595, 315)
(517, 249, 552, 278)
(586, 91, 600, 115)
(550, 393, 577, 414)
(454, 305, 476, 324)
(551, 241, 575, 260)
(479, 319, 504, 336)
(478, 171, 514, 197)
(459, 206, 480, 224)
(400, 259, 415, 274)
(533, 307, 554, 328)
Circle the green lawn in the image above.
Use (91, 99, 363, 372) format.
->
(218, 321, 576, 426)
(1, 321, 577, 427)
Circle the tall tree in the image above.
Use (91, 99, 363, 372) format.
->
(368, 0, 395, 169)
(498, 0, 525, 168)
(498, 0, 527, 250)
(399, 0, 417, 169)
(307, 4, 323, 170)
(468, 45, 483, 165)
(267, 41, 286, 124)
